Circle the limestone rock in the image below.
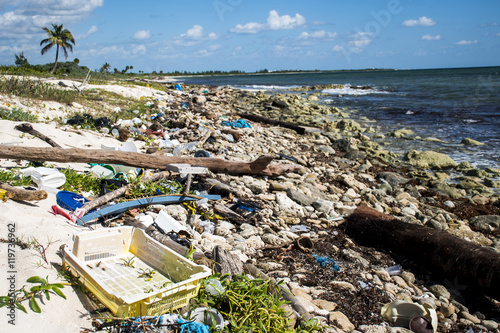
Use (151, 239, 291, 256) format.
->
(461, 137, 484, 145)
(429, 284, 450, 300)
(406, 150, 458, 170)
(329, 311, 355, 333)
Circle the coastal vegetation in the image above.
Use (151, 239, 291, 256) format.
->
(40, 24, 75, 74)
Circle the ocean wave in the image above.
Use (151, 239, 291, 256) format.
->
(232, 84, 301, 91)
(322, 84, 391, 96)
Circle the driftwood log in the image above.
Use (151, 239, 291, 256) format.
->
(203, 178, 248, 198)
(212, 245, 243, 277)
(237, 112, 306, 135)
(213, 203, 248, 225)
(0, 146, 301, 176)
(344, 205, 500, 300)
(0, 182, 47, 201)
(14, 123, 62, 148)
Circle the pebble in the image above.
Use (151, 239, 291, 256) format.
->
(428, 284, 451, 300)
(329, 311, 355, 333)
(459, 311, 481, 324)
(481, 320, 499, 330)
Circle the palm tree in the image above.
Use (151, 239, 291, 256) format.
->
(100, 62, 111, 74)
(40, 24, 75, 73)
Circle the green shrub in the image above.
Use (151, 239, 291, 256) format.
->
(0, 76, 77, 104)
(0, 107, 38, 122)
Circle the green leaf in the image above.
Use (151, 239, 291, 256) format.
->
(15, 301, 27, 314)
(0, 296, 10, 302)
(27, 276, 45, 284)
(49, 283, 64, 289)
(30, 286, 41, 292)
(29, 297, 41, 313)
(45, 290, 50, 300)
(0, 302, 8, 308)
(52, 287, 66, 300)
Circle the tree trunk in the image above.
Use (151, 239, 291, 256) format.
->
(344, 205, 500, 301)
(50, 45, 59, 73)
(0, 146, 302, 176)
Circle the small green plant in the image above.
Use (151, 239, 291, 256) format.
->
(191, 274, 320, 333)
(0, 107, 38, 122)
(137, 268, 156, 281)
(60, 167, 101, 195)
(0, 169, 32, 187)
(0, 276, 66, 313)
(120, 256, 135, 268)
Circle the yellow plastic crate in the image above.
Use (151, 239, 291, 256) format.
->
(62, 226, 211, 317)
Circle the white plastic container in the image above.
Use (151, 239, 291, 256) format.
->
(21, 167, 66, 188)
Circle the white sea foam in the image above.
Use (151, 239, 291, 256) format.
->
(322, 84, 390, 96)
(232, 84, 300, 91)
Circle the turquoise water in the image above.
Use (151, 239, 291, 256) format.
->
(179, 67, 500, 168)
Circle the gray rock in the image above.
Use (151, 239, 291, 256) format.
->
(388, 328, 411, 333)
(286, 188, 315, 206)
(429, 284, 451, 300)
(440, 304, 456, 317)
(358, 325, 388, 333)
(318, 145, 336, 155)
(344, 149, 367, 161)
(443, 200, 455, 208)
(469, 215, 500, 234)
(425, 219, 444, 230)
(331, 138, 353, 152)
(342, 249, 370, 267)
(312, 199, 334, 214)
(376, 172, 410, 189)
(192, 95, 207, 104)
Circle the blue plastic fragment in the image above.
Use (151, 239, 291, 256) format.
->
(78, 194, 221, 225)
(177, 317, 210, 333)
(175, 83, 183, 91)
(313, 254, 341, 271)
(220, 119, 251, 128)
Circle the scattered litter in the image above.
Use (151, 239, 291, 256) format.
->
(386, 264, 403, 276)
(186, 307, 225, 330)
(220, 119, 251, 128)
(194, 150, 211, 158)
(56, 190, 89, 211)
(175, 84, 183, 91)
(62, 226, 211, 317)
(277, 153, 298, 163)
(290, 225, 311, 233)
(313, 254, 341, 271)
(21, 166, 66, 188)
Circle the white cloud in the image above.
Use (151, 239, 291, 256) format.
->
(267, 10, 305, 30)
(455, 40, 478, 45)
(332, 45, 344, 52)
(0, 0, 103, 41)
(76, 25, 98, 39)
(348, 32, 374, 51)
(174, 25, 220, 45)
(230, 22, 266, 34)
(231, 10, 306, 34)
(299, 30, 337, 40)
(133, 30, 151, 40)
(422, 34, 441, 40)
(402, 16, 436, 27)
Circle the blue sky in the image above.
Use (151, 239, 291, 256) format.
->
(1, 0, 499, 72)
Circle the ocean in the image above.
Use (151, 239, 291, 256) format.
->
(178, 67, 500, 170)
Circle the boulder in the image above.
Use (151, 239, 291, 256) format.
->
(461, 138, 485, 146)
(406, 150, 458, 170)
(469, 215, 500, 235)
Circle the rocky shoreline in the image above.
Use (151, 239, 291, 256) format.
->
(1, 78, 499, 332)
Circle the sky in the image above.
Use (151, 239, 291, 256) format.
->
(0, 0, 499, 73)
